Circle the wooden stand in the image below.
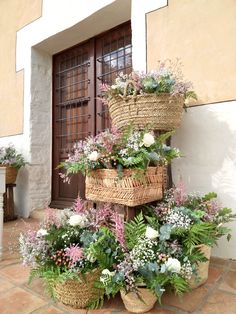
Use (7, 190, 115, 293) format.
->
(3, 184, 17, 222)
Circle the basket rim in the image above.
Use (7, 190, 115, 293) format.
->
(87, 166, 163, 175)
(108, 92, 184, 103)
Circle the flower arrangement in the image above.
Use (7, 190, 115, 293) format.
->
(99, 212, 205, 308)
(19, 199, 122, 309)
(59, 126, 180, 181)
(146, 185, 236, 249)
(101, 59, 197, 102)
(0, 144, 26, 169)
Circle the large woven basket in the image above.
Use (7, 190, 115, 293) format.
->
(86, 166, 164, 207)
(189, 244, 211, 289)
(121, 288, 157, 313)
(54, 268, 103, 309)
(0, 165, 18, 184)
(108, 81, 184, 131)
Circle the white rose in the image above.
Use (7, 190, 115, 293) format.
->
(145, 226, 159, 240)
(142, 133, 155, 147)
(165, 258, 181, 273)
(37, 229, 48, 237)
(88, 151, 99, 161)
(101, 269, 115, 276)
(68, 214, 88, 227)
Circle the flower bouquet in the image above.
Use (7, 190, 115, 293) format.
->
(144, 184, 236, 288)
(19, 199, 123, 309)
(60, 126, 181, 206)
(101, 59, 197, 131)
(99, 212, 205, 313)
(0, 144, 26, 184)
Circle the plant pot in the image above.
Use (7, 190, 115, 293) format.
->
(85, 166, 164, 206)
(0, 165, 18, 184)
(108, 90, 184, 131)
(120, 288, 157, 313)
(189, 244, 211, 289)
(54, 268, 103, 309)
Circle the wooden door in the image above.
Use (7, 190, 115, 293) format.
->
(51, 22, 132, 208)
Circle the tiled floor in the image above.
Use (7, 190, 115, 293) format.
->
(1, 218, 236, 314)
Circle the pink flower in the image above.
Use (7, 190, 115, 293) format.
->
(64, 244, 83, 267)
(174, 178, 186, 206)
(45, 207, 60, 228)
(73, 196, 85, 213)
(111, 213, 126, 249)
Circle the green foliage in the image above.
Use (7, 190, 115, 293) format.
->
(125, 212, 146, 250)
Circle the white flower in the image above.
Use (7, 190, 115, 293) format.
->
(68, 214, 88, 227)
(102, 269, 114, 276)
(88, 151, 99, 161)
(37, 229, 48, 237)
(165, 258, 181, 273)
(145, 226, 159, 240)
(142, 133, 155, 147)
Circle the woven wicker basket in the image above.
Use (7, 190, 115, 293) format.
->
(0, 165, 18, 184)
(108, 81, 184, 131)
(85, 166, 164, 207)
(54, 268, 103, 309)
(189, 244, 211, 289)
(121, 288, 157, 313)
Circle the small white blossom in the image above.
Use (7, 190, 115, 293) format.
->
(145, 226, 159, 240)
(88, 151, 99, 161)
(165, 258, 181, 273)
(142, 133, 155, 147)
(37, 229, 48, 237)
(68, 214, 88, 227)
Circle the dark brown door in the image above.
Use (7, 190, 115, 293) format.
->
(51, 22, 132, 208)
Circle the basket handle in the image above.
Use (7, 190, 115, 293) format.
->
(123, 80, 138, 99)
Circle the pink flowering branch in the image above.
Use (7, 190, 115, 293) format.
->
(111, 212, 126, 249)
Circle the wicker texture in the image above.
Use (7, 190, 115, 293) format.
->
(121, 289, 157, 313)
(189, 244, 211, 289)
(0, 166, 18, 184)
(86, 167, 164, 207)
(54, 269, 103, 309)
(108, 81, 184, 131)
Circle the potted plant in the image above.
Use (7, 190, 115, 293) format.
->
(59, 127, 181, 206)
(0, 144, 26, 184)
(19, 198, 122, 309)
(144, 185, 236, 288)
(99, 212, 204, 313)
(101, 59, 197, 131)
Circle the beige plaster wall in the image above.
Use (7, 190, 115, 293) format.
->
(0, 0, 42, 137)
(147, 0, 236, 105)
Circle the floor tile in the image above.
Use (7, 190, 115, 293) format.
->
(24, 277, 51, 300)
(0, 263, 30, 284)
(200, 289, 236, 314)
(219, 270, 236, 294)
(205, 266, 224, 285)
(0, 276, 15, 294)
(0, 287, 46, 314)
(210, 256, 230, 267)
(162, 286, 208, 312)
(230, 260, 236, 270)
(38, 305, 65, 314)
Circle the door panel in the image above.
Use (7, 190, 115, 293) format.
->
(52, 23, 132, 208)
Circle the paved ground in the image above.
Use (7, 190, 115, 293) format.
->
(1, 218, 236, 314)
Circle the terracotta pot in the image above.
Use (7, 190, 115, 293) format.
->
(120, 288, 157, 313)
(189, 244, 211, 289)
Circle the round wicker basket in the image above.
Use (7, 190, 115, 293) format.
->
(0, 165, 18, 184)
(121, 288, 157, 313)
(108, 81, 184, 131)
(54, 268, 103, 309)
(189, 244, 211, 289)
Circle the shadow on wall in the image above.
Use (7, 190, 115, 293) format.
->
(171, 101, 236, 258)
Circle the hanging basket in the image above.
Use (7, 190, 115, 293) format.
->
(54, 268, 103, 309)
(189, 244, 211, 289)
(85, 166, 164, 207)
(107, 81, 184, 131)
(0, 165, 18, 184)
(121, 288, 157, 313)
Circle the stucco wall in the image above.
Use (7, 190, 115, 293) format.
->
(172, 101, 236, 259)
(0, 0, 42, 137)
(146, 0, 236, 105)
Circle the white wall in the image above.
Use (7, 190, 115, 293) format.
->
(172, 101, 236, 259)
